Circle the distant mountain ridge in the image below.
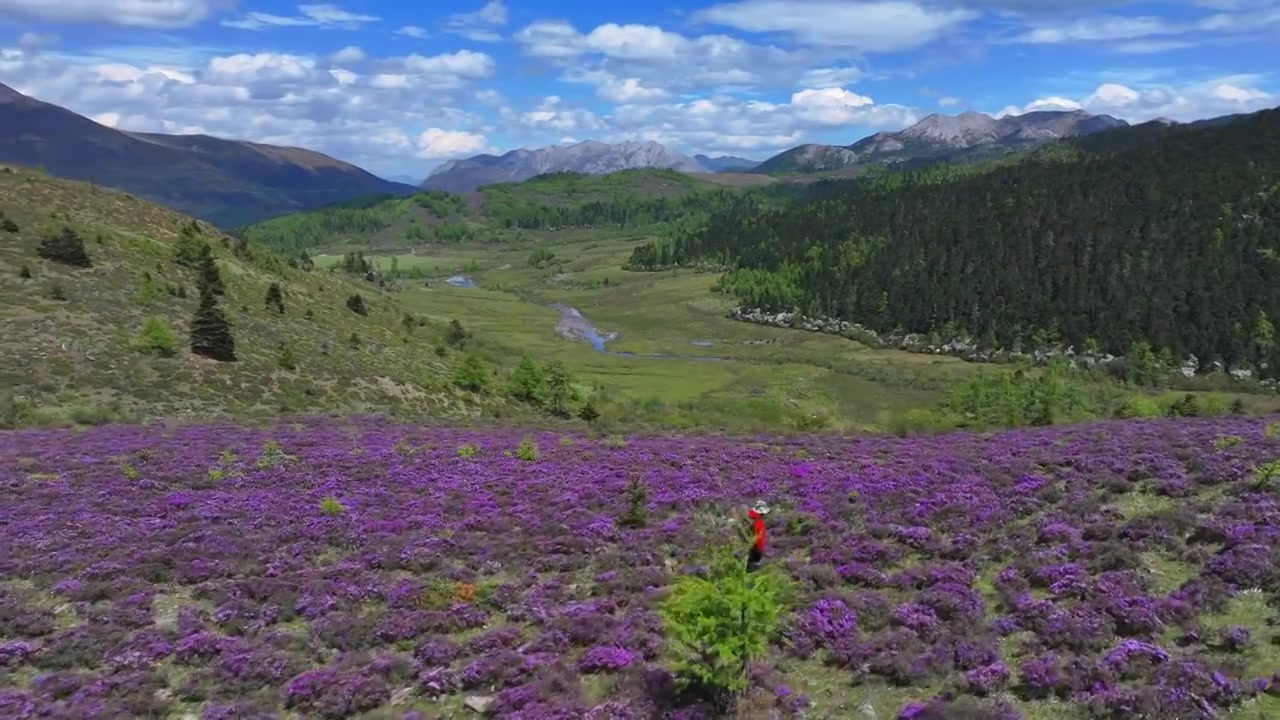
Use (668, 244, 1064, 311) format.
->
(420, 141, 762, 193)
(753, 109, 1130, 174)
(421, 140, 705, 193)
(0, 82, 417, 227)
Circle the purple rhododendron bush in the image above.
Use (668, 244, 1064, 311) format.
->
(3, 415, 1280, 719)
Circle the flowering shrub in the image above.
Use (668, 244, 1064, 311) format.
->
(1, 415, 1278, 717)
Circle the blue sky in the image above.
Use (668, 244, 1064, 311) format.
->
(0, 0, 1276, 179)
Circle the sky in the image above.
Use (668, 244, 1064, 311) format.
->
(0, 0, 1277, 181)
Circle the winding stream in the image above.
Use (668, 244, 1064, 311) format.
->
(444, 275, 724, 362)
(553, 304, 725, 362)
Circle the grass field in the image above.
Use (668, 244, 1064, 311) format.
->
(315, 232, 1279, 433)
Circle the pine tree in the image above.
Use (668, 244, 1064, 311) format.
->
(264, 282, 285, 313)
(37, 227, 92, 267)
(196, 242, 224, 296)
(445, 319, 469, 348)
(190, 285, 236, 362)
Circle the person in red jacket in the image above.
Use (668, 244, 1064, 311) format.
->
(746, 500, 770, 572)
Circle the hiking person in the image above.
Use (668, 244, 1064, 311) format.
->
(746, 500, 770, 572)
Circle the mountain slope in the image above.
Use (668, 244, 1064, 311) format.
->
(0, 83, 416, 227)
(753, 109, 1128, 174)
(653, 105, 1280, 373)
(421, 140, 707, 193)
(694, 154, 761, 172)
(0, 164, 516, 426)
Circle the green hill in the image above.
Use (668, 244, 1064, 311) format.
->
(0, 165, 528, 427)
(237, 169, 799, 255)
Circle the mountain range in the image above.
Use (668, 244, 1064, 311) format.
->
(0, 83, 416, 227)
(751, 109, 1130, 174)
(419, 141, 761, 192)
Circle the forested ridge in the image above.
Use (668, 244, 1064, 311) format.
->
(629, 107, 1280, 376)
(237, 169, 800, 253)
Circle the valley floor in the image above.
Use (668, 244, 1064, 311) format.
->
(314, 231, 1278, 434)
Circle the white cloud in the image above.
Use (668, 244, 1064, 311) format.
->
(0, 0, 224, 27)
(995, 77, 1275, 122)
(441, 0, 508, 42)
(1011, 3, 1280, 49)
(514, 19, 823, 96)
(693, 0, 977, 51)
(798, 66, 866, 89)
(938, 96, 961, 107)
(222, 3, 379, 31)
(510, 89, 918, 157)
(330, 46, 364, 64)
(396, 25, 428, 38)
(415, 128, 492, 158)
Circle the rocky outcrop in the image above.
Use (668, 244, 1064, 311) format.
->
(728, 307, 1278, 389)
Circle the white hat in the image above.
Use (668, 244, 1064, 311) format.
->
(751, 500, 771, 515)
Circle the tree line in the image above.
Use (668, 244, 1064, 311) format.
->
(628, 108, 1280, 376)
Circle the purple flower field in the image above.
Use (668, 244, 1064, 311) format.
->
(3, 415, 1280, 719)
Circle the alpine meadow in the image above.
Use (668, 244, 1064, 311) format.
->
(2, 4, 1280, 718)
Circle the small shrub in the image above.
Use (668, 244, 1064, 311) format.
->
(1, 217, 19, 232)
(619, 474, 648, 528)
(516, 437, 539, 462)
(445, 319, 470, 348)
(319, 497, 346, 516)
(346, 294, 368, 315)
(453, 354, 490, 393)
(17, 264, 30, 279)
(37, 226, 91, 267)
(347, 332, 361, 349)
(457, 443, 479, 458)
(303, 308, 314, 320)
(134, 316, 179, 358)
(278, 344, 297, 370)
(660, 541, 795, 701)
(47, 281, 67, 300)
(578, 400, 601, 423)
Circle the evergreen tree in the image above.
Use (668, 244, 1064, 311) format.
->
(543, 360, 575, 417)
(173, 227, 204, 268)
(264, 282, 285, 313)
(37, 227, 92, 267)
(195, 242, 224, 296)
(190, 285, 236, 362)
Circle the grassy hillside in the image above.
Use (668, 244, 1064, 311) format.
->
(0, 165, 523, 427)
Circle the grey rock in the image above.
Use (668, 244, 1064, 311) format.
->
(464, 695, 495, 714)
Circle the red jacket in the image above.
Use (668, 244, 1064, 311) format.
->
(748, 509, 766, 552)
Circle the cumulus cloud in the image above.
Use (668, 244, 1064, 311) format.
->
(693, 0, 977, 51)
(513, 19, 823, 95)
(222, 3, 379, 31)
(441, 0, 508, 42)
(0, 0, 230, 27)
(396, 25, 428, 38)
(995, 77, 1275, 122)
(415, 128, 493, 158)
